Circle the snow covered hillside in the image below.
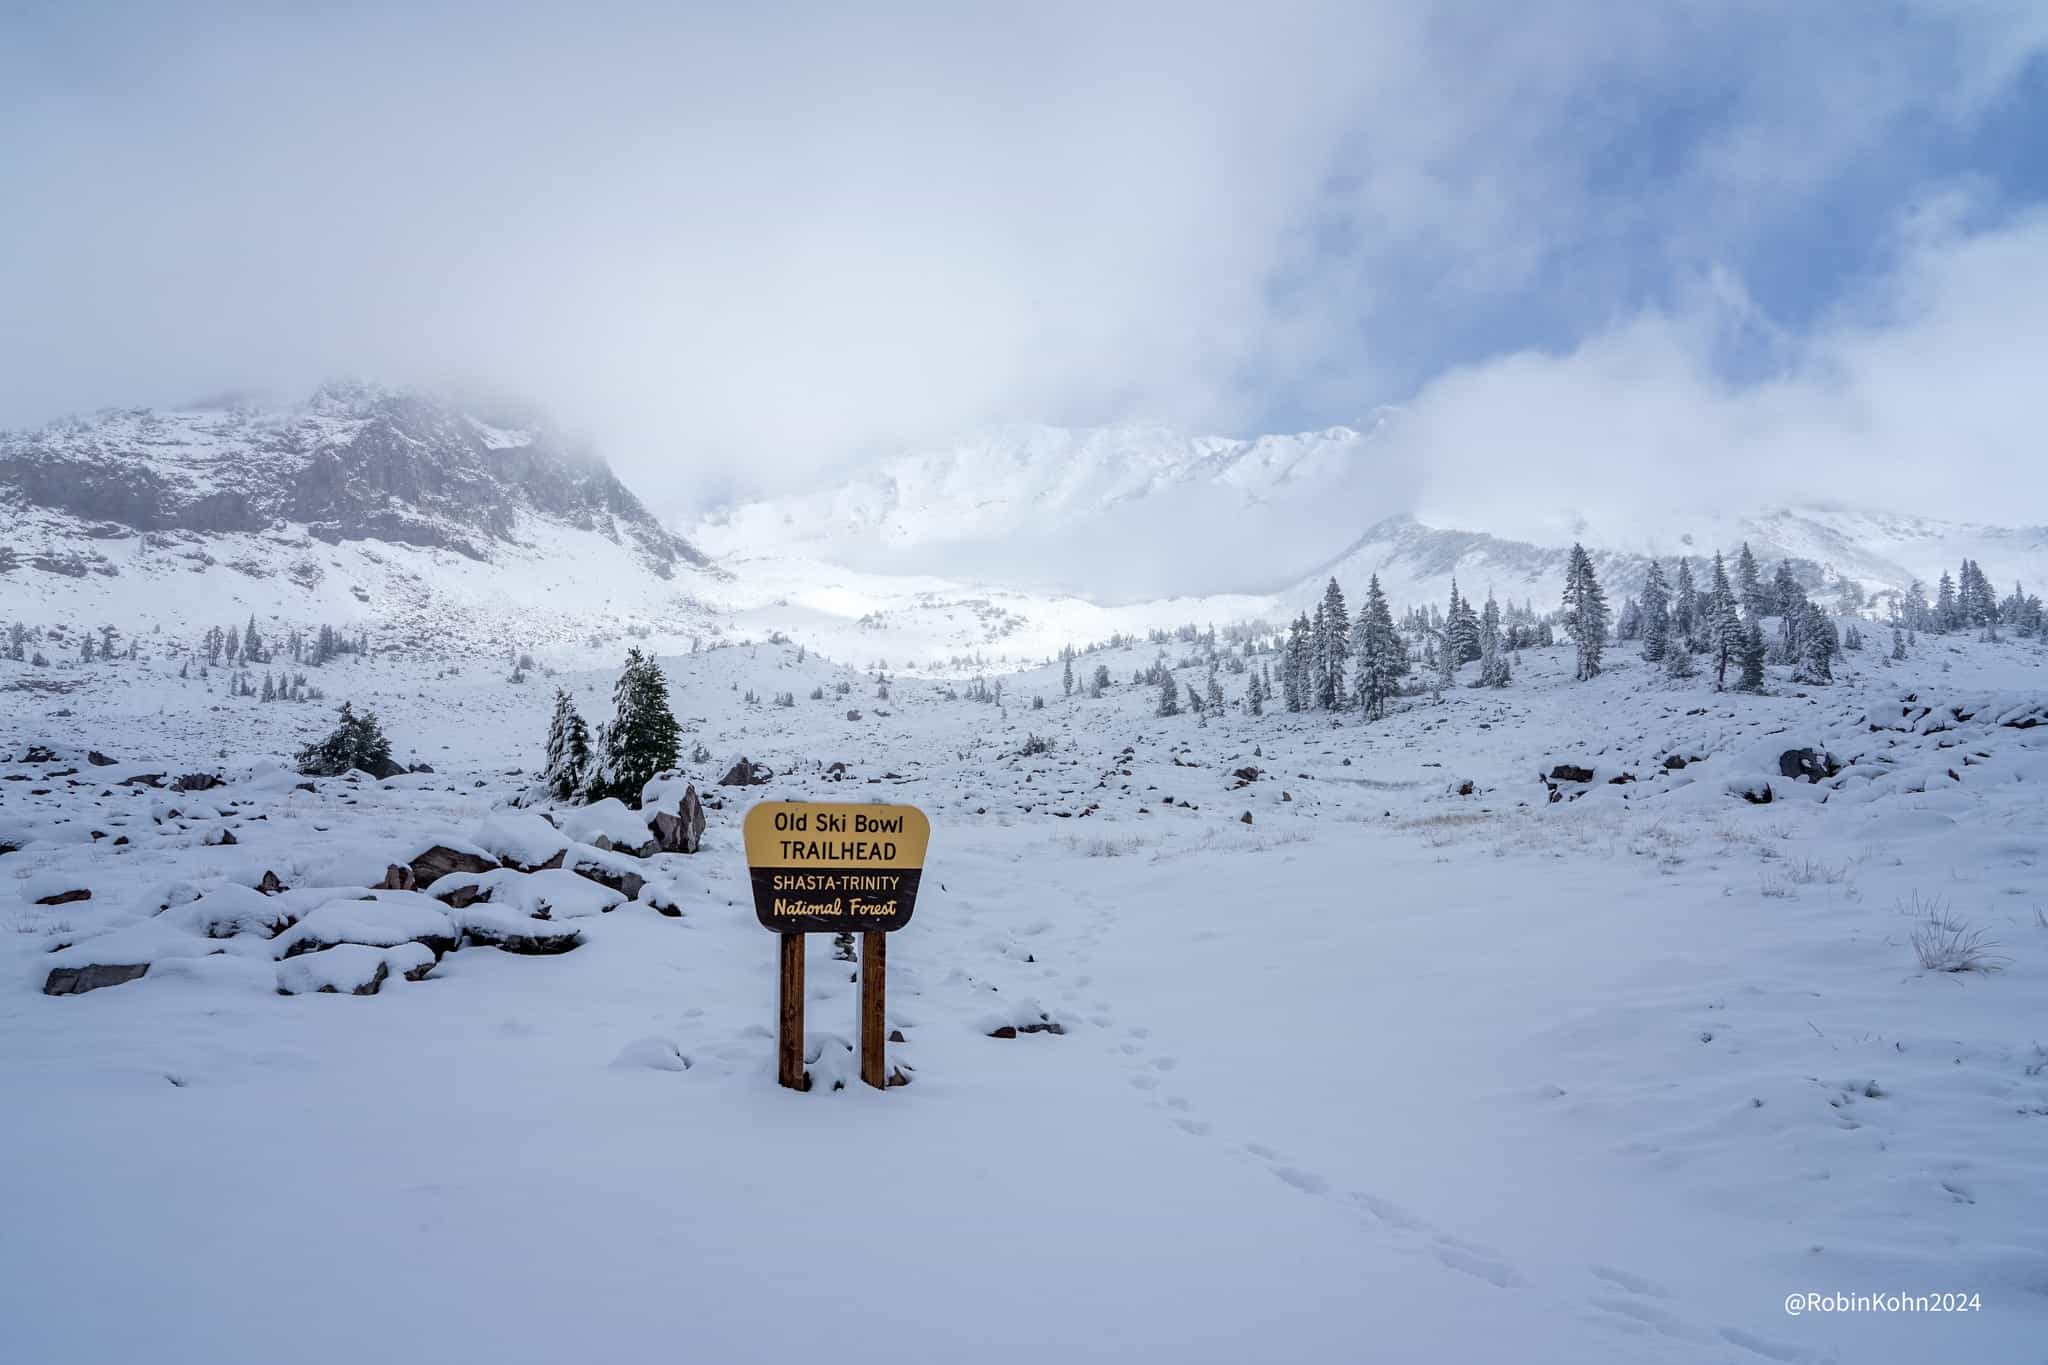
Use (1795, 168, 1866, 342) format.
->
(4, 622, 2046, 1363)
(0, 384, 720, 656)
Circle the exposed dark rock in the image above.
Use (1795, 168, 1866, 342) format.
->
(171, 772, 224, 793)
(257, 870, 288, 895)
(0, 385, 708, 577)
(87, 750, 118, 766)
(44, 962, 149, 995)
(1740, 783, 1774, 805)
(35, 888, 91, 906)
(462, 920, 582, 955)
(719, 758, 773, 787)
(408, 845, 496, 885)
(1548, 764, 1596, 784)
(379, 864, 417, 892)
(650, 784, 706, 854)
(1777, 748, 1840, 783)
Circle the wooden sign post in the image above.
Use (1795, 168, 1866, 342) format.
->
(743, 801, 931, 1091)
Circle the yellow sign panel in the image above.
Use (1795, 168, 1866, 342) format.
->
(743, 801, 932, 932)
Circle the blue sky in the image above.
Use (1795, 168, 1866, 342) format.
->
(3, 2, 2046, 520)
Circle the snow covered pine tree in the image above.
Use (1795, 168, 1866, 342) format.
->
(599, 648, 680, 807)
(1560, 544, 1609, 680)
(543, 687, 594, 801)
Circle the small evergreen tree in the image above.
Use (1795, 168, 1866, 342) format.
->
(1639, 560, 1671, 662)
(1707, 551, 1742, 689)
(1665, 641, 1697, 680)
(599, 648, 680, 807)
(1156, 670, 1181, 717)
(543, 687, 594, 801)
(1353, 575, 1401, 720)
(1672, 559, 1700, 651)
(1560, 544, 1609, 680)
(297, 701, 399, 777)
(1477, 594, 1511, 687)
(1735, 620, 1767, 693)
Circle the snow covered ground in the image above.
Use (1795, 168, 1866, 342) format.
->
(4, 630, 2046, 1363)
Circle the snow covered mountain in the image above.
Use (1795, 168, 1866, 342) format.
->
(700, 417, 2048, 649)
(693, 416, 1406, 599)
(0, 385, 719, 657)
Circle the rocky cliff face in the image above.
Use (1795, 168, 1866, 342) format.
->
(0, 383, 704, 576)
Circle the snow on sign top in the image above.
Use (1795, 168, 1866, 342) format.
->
(742, 802, 932, 933)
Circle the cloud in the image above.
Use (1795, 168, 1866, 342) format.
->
(1390, 200, 2048, 540)
(1, 1, 2043, 525)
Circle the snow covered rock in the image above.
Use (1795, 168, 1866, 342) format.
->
(471, 811, 572, 870)
(449, 906, 583, 955)
(552, 799, 655, 856)
(426, 867, 625, 919)
(275, 944, 396, 996)
(43, 962, 150, 996)
(271, 895, 458, 959)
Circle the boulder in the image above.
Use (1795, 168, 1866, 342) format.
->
(87, 750, 118, 766)
(455, 908, 583, 955)
(1777, 748, 1840, 783)
(44, 962, 149, 996)
(275, 945, 392, 997)
(719, 757, 773, 787)
(171, 772, 224, 793)
(257, 870, 289, 896)
(380, 864, 417, 892)
(650, 784, 706, 854)
(408, 844, 497, 885)
(1548, 764, 1596, 784)
(34, 888, 91, 906)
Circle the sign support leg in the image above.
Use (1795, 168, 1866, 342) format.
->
(860, 930, 886, 1089)
(777, 932, 807, 1091)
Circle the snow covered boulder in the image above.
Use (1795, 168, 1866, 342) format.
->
(471, 811, 572, 871)
(276, 944, 400, 996)
(1777, 748, 1840, 783)
(449, 905, 583, 955)
(271, 895, 459, 960)
(553, 799, 655, 857)
(562, 843, 648, 900)
(426, 867, 625, 919)
(406, 843, 499, 886)
(718, 756, 773, 787)
(44, 962, 150, 996)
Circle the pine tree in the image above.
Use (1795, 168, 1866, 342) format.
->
(1935, 572, 1958, 631)
(1443, 580, 1478, 665)
(1317, 578, 1349, 708)
(543, 688, 594, 801)
(1560, 544, 1609, 681)
(1282, 614, 1312, 712)
(244, 613, 263, 664)
(1156, 670, 1180, 717)
(1771, 560, 1801, 617)
(1736, 543, 1766, 619)
(1665, 641, 1697, 680)
(260, 671, 276, 702)
(1890, 626, 1906, 660)
(1477, 594, 1511, 687)
(1245, 670, 1264, 716)
(1792, 603, 1836, 684)
(1062, 655, 1074, 697)
(1672, 559, 1700, 652)
(1707, 551, 1742, 689)
(599, 648, 680, 807)
(1638, 560, 1671, 662)
(296, 701, 398, 777)
(1735, 620, 1768, 693)
(1353, 575, 1401, 720)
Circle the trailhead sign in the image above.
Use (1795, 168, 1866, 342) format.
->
(743, 801, 931, 933)
(744, 800, 933, 1091)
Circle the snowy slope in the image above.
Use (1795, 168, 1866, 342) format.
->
(3, 623, 2045, 1364)
(1, 385, 723, 660)
(693, 416, 1402, 599)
